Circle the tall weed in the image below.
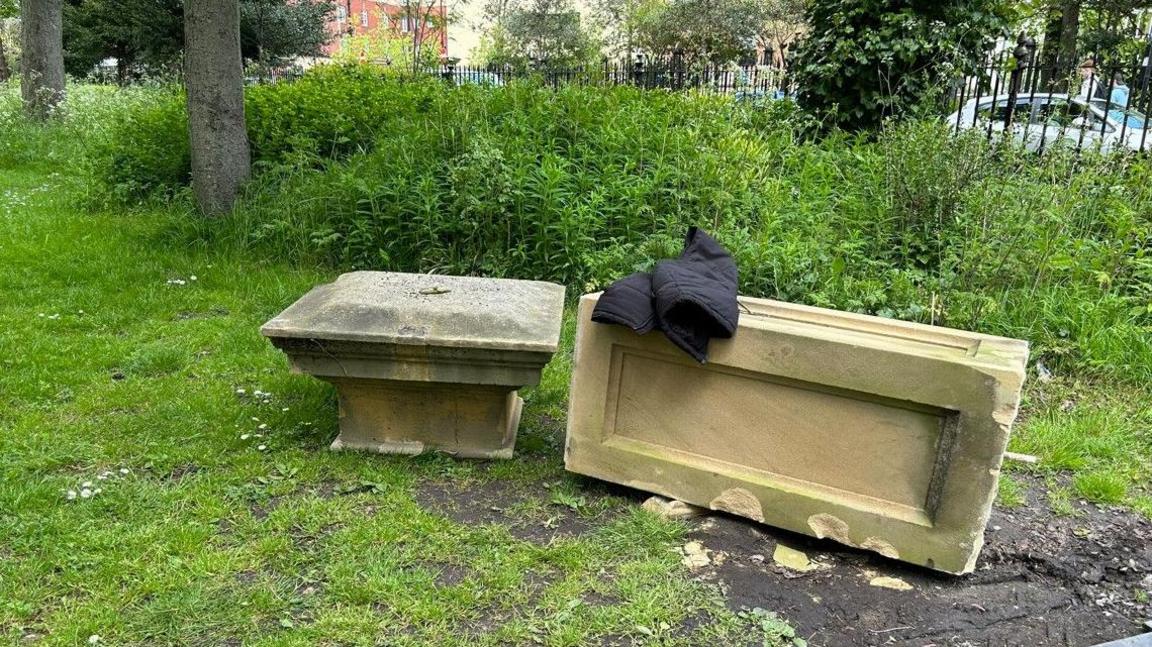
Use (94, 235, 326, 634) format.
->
(18, 67, 1152, 383)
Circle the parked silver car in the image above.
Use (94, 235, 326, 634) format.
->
(947, 94, 1149, 153)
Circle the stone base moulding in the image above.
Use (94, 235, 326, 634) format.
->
(564, 292, 1029, 574)
(262, 271, 565, 459)
(327, 378, 524, 459)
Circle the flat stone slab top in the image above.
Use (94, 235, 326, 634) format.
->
(564, 292, 1029, 574)
(263, 271, 565, 459)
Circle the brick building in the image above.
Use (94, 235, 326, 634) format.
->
(324, 1, 449, 60)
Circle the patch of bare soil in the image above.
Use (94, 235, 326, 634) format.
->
(415, 477, 622, 544)
(685, 473, 1151, 647)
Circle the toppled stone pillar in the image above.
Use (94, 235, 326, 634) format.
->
(564, 293, 1028, 574)
(263, 272, 565, 459)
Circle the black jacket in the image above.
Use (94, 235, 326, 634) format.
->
(591, 227, 738, 362)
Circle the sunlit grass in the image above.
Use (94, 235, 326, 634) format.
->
(1009, 381, 1152, 511)
(0, 166, 776, 646)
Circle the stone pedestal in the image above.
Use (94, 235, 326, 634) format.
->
(328, 379, 523, 459)
(564, 292, 1029, 574)
(262, 272, 565, 459)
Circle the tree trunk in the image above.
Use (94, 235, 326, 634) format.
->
(1058, 0, 1080, 64)
(116, 51, 129, 86)
(20, 0, 65, 120)
(184, 0, 251, 216)
(1039, 0, 1081, 90)
(0, 34, 11, 83)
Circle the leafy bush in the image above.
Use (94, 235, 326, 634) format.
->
(84, 87, 190, 204)
(791, 0, 1007, 130)
(64, 66, 1152, 384)
(86, 64, 440, 201)
(244, 63, 437, 164)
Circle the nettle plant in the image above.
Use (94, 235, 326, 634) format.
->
(791, 0, 1007, 131)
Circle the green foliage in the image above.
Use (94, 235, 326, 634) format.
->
(1008, 382, 1152, 512)
(739, 607, 807, 647)
(63, 0, 184, 79)
(1, 83, 166, 171)
(240, 0, 335, 68)
(86, 65, 427, 201)
(586, 0, 665, 57)
(122, 341, 189, 377)
(1074, 470, 1129, 504)
(62, 0, 334, 81)
(476, 0, 599, 68)
(67, 66, 1152, 390)
(792, 0, 1008, 130)
(634, 0, 774, 64)
(0, 164, 780, 646)
(83, 86, 190, 204)
(996, 474, 1027, 508)
(331, 28, 440, 71)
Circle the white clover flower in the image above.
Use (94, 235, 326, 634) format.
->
(66, 490, 78, 500)
(257, 445, 267, 451)
(236, 388, 247, 395)
(258, 424, 267, 430)
(190, 276, 198, 281)
(82, 481, 92, 488)
(88, 635, 101, 644)
(80, 488, 93, 498)
(240, 434, 250, 440)
(119, 468, 130, 475)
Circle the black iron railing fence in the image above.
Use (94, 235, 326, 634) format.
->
(431, 45, 1152, 154)
(254, 33, 1152, 154)
(431, 58, 793, 97)
(947, 33, 1152, 153)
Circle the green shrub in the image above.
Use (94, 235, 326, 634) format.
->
(228, 104, 1152, 383)
(791, 0, 1007, 130)
(85, 65, 446, 202)
(244, 64, 439, 165)
(48, 66, 1152, 384)
(84, 87, 190, 204)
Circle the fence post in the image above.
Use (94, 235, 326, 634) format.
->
(1004, 33, 1036, 130)
(673, 49, 685, 90)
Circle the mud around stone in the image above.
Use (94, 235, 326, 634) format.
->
(685, 472, 1151, 647)
(415, 476, 627, 544)
(417, 470, 1149, 646)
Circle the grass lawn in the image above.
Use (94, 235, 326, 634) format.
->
(0, 166, 797, 646)
(1, 157, 1150, 646)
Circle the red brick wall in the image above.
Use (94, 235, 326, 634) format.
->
(322, 1, 448, 60)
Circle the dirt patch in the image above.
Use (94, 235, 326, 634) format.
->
(415, 478, 623, 544)
(165, 463, 200, 482)
(680, 473, 1151, 646)
(431, 562, 472, 587)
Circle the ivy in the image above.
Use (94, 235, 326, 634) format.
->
(792, 0, 1009, 130)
